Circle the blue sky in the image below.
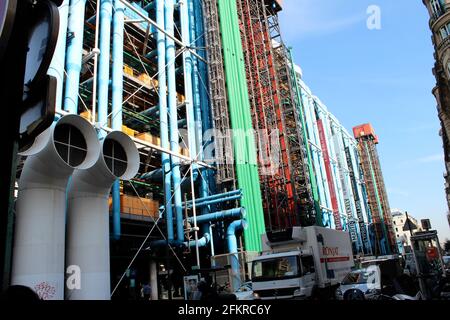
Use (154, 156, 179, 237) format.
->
(279, 0, 450, 241)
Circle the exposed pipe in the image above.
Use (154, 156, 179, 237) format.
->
(187, 208, 245, 225)
(184, 189, 242, 206)
(150, 207, 245, 248)
(140, 105, 159, 117)
(227, 220, 247, 291)
(98, 0, 113, 130)
(180, 0, 197, 165)
(64, 0, 88, 114)
(184, 195, 242, 209)
(158, 193, 242, 212)
(66, 131, 139, 300)
(48, 0, 69, 112)
(193, 0, 215, 242)
(185, 233, 210, 248)
(157, 0, 174, 241)
(111, 0, 124, 131)
(91, 0, 101, 122)
(111, 0, 125, 240)
(188, 0, 202, 157)
(166, 0, 184, 242)
(11, 115, 100, 300)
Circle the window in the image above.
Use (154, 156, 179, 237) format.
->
(440, 24, 450, 41)
(431, 0, 444, 17)
(252, 256, 300, 282)
(396, 228, 398, 232)
(301, 256, 315, 275)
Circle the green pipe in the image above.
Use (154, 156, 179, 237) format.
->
(217, 0, 265, 252)
(287, 48, 322, 227)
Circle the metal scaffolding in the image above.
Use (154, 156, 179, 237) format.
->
(266, 5, 316, 227)
(203, 0, 236, 192)
(355, 131, 397, 255)
(237, 0, 295, 231)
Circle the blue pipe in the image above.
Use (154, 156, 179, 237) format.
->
(180, 0, 197, 165)
(189, 0, 202, 156)
(227, 220, 247, 291)
(140, 106, 159, 117)
(185, 233, 210, 248)
(159, 193, 243, 212)
(156, 189, 241, 208)
(178, 119, 188, 127)
(151, 234, 210, 249)
(185, 190, 242, 205)
(141, 168, 163, 181)
(64, 0, 88, 114)
(194, 0, 215, 229)
(111, 0, 124, 131)
(150, 207, 245, 248)
(184, 195, 243, 209)
(98, 0, 113, 132)
(149, 240, 185, 248)
(80, 77, 112, 87)
(143, 2, 156, 11)
(111, 0, 125, 241)
(194, 0, 212, 133)
(166, 0, 184, 242)
(48, 0, 69, 112)
(145, 50, 158, 59)
(190, 0, 212, 238)
(187, 208, 245, 225)
(157, 0, 174, 241)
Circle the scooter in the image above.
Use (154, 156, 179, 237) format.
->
(377, 291, 423, 300)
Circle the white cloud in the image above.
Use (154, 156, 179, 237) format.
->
(387, 188, 409, 197)
(279, 0, 366, 40)
(417, 154, 444, 163)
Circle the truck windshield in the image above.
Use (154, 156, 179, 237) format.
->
(252, 256, 299, 282)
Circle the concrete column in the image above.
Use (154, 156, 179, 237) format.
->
(150, 261, 158, 300)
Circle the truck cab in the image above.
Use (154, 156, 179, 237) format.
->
(251, 226, 354, 300)
(252, 250, 316, 299)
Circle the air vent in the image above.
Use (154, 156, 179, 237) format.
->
(103, 138, 128, 177)
(54, 123, 87, 167)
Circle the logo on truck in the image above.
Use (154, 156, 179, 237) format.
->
(322, 247, 339, 256)
(320, 247, 350, 263)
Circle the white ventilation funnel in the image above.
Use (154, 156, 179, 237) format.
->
(11, 115, 100, 300)
(65, 131, 139, 300)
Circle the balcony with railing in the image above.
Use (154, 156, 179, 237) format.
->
(437, 34, 450, 52)
(429, 1, 449, 26)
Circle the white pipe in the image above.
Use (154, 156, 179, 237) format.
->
(65, 131, 139, 300)
(11, 115, 100, 300)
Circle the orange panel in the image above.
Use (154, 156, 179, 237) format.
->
(353, 123, 377, 140)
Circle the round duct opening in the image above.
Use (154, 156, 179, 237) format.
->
(103, 138, 128, 177)
(54, 123, 87, 167)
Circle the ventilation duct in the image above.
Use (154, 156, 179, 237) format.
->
(65, 131, 139, 300)
(11, 115, 100, 300)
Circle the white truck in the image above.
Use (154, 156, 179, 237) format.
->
(251, 226, 355, 300)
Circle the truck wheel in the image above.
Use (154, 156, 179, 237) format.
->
(310, 287, 321, 301)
